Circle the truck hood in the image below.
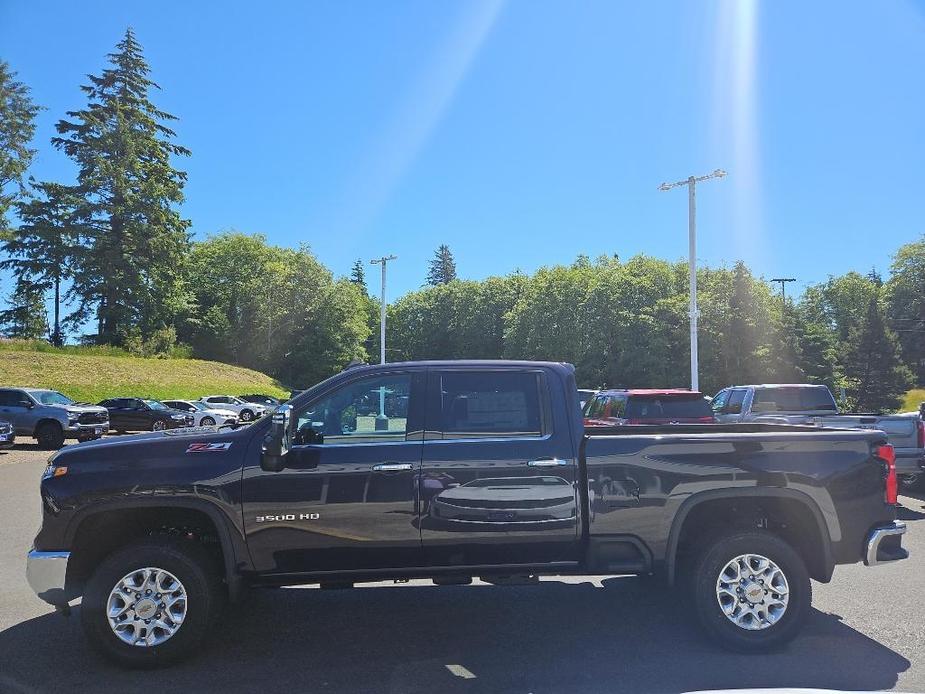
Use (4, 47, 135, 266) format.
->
(49, 425, 245, 463)
(49, 402, 108, 415)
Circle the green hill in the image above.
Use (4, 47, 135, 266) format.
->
(902, 389, 925, 413)
(0, 342, 289, 403)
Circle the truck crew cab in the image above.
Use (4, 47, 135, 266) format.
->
(27, 361, 907, 667)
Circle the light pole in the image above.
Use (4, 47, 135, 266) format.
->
(659, 169, 726, 392)
(770, 277, 796, 303)
(370, 254, 397, 430)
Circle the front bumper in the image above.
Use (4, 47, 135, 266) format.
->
(26, 550, 71, 606)
(0, 431, 14, 448)
(864, 521, 908, 566)
(64, 422, 108, 438)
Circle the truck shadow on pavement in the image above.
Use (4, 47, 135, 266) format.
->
(0, 576, 910, 694)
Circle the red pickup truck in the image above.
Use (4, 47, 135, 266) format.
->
(584, 388, 715, 426)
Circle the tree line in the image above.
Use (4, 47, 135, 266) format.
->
(0, 31, 922, 410)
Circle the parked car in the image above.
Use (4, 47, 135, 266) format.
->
(583, 388, 715, 426)
(162, 400, 238, 427)
(0, 387, 108, 449)
(812, 411, 925, 490)
(98, 398, 194, 432)
(712, 385, 925, 488)
(238, 394, 280, 409)
(198, 395, 267, 422)
(28, 360, 906, 666)
(0, 418, 15, 449)
(711, 384, 838, 423)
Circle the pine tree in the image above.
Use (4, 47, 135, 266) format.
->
(349, 258, 367, 292)
(844, 294, 913, 412)
(0, 279, 48, 339)
(0, 60, 41, 229)
(1, 181, 81, 345)
(52, 28, 191, 345)
(426, 244, 457, 286)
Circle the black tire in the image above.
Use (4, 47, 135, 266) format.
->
(239, 409, 254, 422)
(692, 531, 811, 652)
(200, 416, 215, 426)
(81, 538, 223, 668)
(35, 421, 65, 450)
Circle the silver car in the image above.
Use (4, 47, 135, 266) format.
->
(0, 387, 108, 449)
(197, 395, 267, 422)
(162, 400, 238, 427)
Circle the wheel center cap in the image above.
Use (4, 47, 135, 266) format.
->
(743, 582, 764, 603)
(135, 598, 157, 619)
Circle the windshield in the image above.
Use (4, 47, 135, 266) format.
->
(190, 401, 209, 411)
(143, 399, 170, 411)
(752, 387, 837, 412)
(625, 395, 713, 420)
(32, 390, 74, 406)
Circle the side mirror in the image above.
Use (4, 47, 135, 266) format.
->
(261, 404, 292, 472)
(18, 400, 34, 409)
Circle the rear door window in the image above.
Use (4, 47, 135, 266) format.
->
(753, 387, 836, 412)
(436, 370, 545, 438)
(626, 395, 713, 419)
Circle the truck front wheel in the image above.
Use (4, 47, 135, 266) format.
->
(81, 538, 223, 668)
(692, 531, 810, 652)
(35, 421, 65, 450)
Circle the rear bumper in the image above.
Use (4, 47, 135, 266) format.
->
(864, 521, 908, 567)
(26, 550, 71, 606)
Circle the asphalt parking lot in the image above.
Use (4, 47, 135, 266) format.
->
(1, 443, 924, 694)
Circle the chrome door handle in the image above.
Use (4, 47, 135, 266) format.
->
(372, 463, 413, 472)
(527, 458, 568, 467)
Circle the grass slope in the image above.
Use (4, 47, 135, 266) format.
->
(0, 346, 288, 403)
(902, 389, 925, 413)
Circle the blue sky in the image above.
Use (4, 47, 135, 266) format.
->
(2, 0, 924, 299)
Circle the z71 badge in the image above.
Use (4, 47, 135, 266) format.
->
(186, 442, 233, 453)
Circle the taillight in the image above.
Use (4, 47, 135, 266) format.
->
(917, 420, 924, 449)
(877, 444, 898, 505)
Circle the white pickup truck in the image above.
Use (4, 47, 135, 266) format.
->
(711, 384, 925, 489)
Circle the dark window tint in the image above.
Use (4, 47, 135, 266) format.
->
(752, 387, 836, 412)
(438, 371, 544, 438)
(0, 390, 26, 407)
(727, 389, 747, 414)
(625, 395, 713, 420)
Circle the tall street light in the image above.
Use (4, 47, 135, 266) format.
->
(771, 277, 796, 303)
(659, 169, 726, 392)
(370, 254, 397, 431)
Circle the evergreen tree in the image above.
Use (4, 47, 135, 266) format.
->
(52, 29, 191, 345)
(0, 60, 41, 229)
(349, 258, 367, 292)
(1, 181, 81, 345)
(426, 244, 457, 285)
(0, 279, 48, 339)
(843, 294, 913, 412)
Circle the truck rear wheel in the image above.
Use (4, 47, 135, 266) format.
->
(35, 421, 65, 450)
(691, 531, 810, 652)
(80, 538, 223, 668)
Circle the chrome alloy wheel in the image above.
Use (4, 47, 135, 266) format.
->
(106, 567, 188, 647)
(716, 553, 789, 631)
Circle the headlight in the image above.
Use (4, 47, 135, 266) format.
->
(67, 412, 80, 423)
(171, 414, 186, 420)
(42, 463, 68, 480)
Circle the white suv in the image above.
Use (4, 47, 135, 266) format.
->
(197, 395, 267, 422)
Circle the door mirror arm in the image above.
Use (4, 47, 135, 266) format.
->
(261, 404, 292, 472)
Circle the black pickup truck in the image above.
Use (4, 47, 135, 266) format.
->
(27, 360, 908, 667)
